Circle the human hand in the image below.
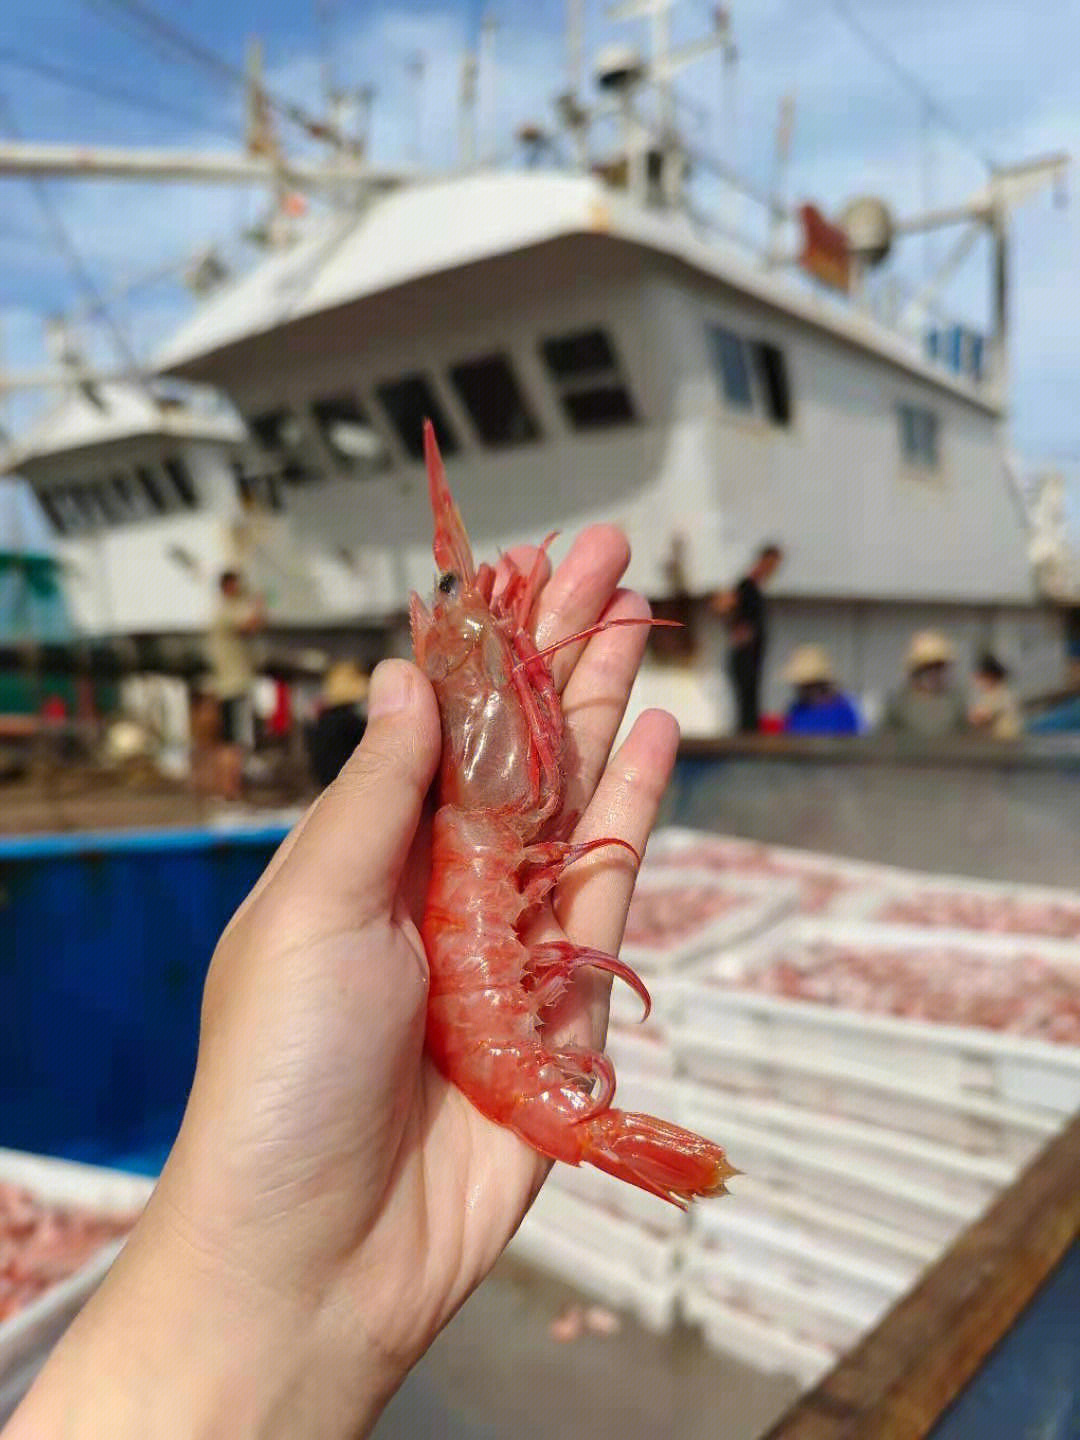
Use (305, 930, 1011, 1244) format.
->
(6, 526, 678, 1440)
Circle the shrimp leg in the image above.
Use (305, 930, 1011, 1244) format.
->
(517, 835, 638, 909)
(525, 939, 652, 1020)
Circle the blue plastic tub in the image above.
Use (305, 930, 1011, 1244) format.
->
(0, 822, 290, 1169)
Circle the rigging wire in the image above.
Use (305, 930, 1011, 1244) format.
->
(822, 0, 997, 173)
(0, 89, 151, 391)
(86, 0, 353, 149)
(0, 45, 224, 131)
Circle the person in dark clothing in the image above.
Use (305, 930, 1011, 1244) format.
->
(711, 543, 784, 733)
(305, 661, 370, 787)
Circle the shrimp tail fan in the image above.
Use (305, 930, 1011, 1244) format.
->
(581, 1109, 737, 1209)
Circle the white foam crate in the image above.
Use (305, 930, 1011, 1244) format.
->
(672, 1025, 1058, 1163)
(688, 1206, 916, 1318)
(682, 1285, 837, 1389)
(0, 1151, 155, 1424)
(546, 1162, 688, 1237)
(670, 920, 1080, 1116)
(603, 1019, 677, 1075)
(642, 829, 899, 917)
(595, 1068, 680, 1122)
(832, 867, 1080, 940)
(683, 1247, 888, 1353)
(677, 1093, 978, 1246)
(681, 1085, 1015, 1207)
(717, 1176, 940, 1272)
(621, 869, 801, 972)
(507, 1217, 678, 1332)
(522, 1183, 679, 1284)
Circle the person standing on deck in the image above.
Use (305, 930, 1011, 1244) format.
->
(206, 568, 265, 800)
(782, 645, 862, 736)
(884, 630, 966, 739)
(710, 543, 784, 733)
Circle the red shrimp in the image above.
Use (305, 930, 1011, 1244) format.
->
(410, 422, 734, 1207)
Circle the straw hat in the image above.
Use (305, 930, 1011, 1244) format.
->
(783, 644, 835, 686)
(906, 630, 954, 672)
(321, 661, 370, 707)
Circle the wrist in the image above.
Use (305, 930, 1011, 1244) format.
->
(5, 1188, 397, 1440)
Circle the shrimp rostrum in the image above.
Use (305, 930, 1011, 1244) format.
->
(410, 422, 734, 1207)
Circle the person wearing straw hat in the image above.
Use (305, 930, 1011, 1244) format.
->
(305, 660, 371, 787)
(884, 630, 966, 738)
(782, 644, 861, 736)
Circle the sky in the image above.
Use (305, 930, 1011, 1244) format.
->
(0, 0, 1077, 547)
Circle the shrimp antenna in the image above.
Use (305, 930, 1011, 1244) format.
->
(514, 618, 681, 671)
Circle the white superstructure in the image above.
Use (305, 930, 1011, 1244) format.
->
(2, 2, 1071, 728)
(6, 381, 372, 634)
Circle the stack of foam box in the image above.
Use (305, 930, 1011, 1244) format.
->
(508, 856, 799, 1332)
(510, 827, 1080, 1388)
(0, 1152, 154, 1423)
(668, 904, 1080, 1382)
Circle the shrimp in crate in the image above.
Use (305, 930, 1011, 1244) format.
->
(410, 422, 733, 1207)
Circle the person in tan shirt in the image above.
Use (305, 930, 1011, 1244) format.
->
(968, 652, 1023, 741)
(206, 569, 265, 798)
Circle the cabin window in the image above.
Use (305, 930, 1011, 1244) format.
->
(232, 462, 284, 512)
(250, 408, 313, 483)
(709, 327, 753, 411)
(163, 455, 198, 508)
(135, 465, 168, 513)
(376, 374, 458, 461)
(36, 489, 69, 534)
(109, 472, 146, 523)
(450, 354, 539, 447)
(542, 329, 617, 380)
(753, 343, 792, 425)
(540, 327, 637, 430)
(312, 395, 389, 470)
(67, 485, 97, 529)
(90, 481, 121, 524)
(898, 404, 940, 468)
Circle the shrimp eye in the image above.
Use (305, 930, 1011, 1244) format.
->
(438, 571, 459, 596)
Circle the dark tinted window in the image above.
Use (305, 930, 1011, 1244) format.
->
(249, 409, 313, 482)
(898, 404, 940, 468)
(135, 465, 168, 513)
(110, 472, 142, 521)
(250, 409, 303, 452)
(90, 481, 120, 524)
(709, 326, 752, 410)
(450, 354, 539, 447)
(754, 343, 792, 425)
(561, 386, 636, 429)
(163, 455, 197, 508)
(312, 395, 389, 469)
(232, 462, 285, 512)
(541, 327, 637, 431)
(376, 375, 458, 461)
(541, 328, 616, 379)
(36, 489, 67, 534)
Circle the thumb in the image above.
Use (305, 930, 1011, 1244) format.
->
(278, 660, 441, 931)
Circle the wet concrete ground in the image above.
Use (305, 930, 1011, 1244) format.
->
(374, 1257, 799, 1440)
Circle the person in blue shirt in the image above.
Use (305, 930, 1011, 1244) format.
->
(782, 644, 861, 736)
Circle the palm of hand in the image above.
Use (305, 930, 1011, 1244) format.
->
(154, 526, 678, 1403)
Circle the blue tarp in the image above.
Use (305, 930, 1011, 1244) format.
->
(0, 822, 289, 1171)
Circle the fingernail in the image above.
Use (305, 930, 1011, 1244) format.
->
(368, 661, 414, 720)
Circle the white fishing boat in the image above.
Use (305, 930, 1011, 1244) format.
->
(3, 378, 374, 636)
(3, 1, 1072, 730)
